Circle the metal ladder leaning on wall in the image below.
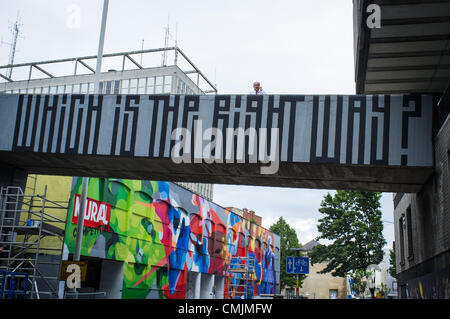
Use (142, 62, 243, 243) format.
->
(0, 185, 67, 299)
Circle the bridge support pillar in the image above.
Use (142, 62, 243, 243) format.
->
(0, 162, 28, 191)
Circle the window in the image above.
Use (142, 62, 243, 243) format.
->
(42, 87, 49, 94)
(114, 80, 120, 94)
(164, 75, 172, 93)
(72, 84, 80, 94)
(146, 77, 155, 94)
(406, 207, 414, 260)
(129, 79, 137, 94)
(399, 215, 406, 266)
(155, 76, 163, 94)
(57, 85, 65, 94)
(89, 83, 95, 94)
(138, 78, 146, 94)
(176, 78, 182, 94)
(329, 289, 338, 299)
(81, 83, 88, 94)
(50, 86, 57, 94)
(105, 81, 112, 94)
(98, 82, 104, 94)
(121, 79, 129, 94)
(34, 87, 42, 94)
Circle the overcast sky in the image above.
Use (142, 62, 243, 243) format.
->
(0, 0, 395, 248)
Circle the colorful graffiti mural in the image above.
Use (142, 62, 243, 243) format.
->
(404, 271, 450, 299)
(64, 177, 280, 299)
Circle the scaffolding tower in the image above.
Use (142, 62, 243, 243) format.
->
(0, 185, 67, 299)
(227, 255, 257, 299)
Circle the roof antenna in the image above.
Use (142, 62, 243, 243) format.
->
(161, 14, 170, 66)
(140, 38, 144, 65)
(1, 11, 23, 79)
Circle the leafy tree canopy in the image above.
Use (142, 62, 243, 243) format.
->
(310, 191, 386, 277)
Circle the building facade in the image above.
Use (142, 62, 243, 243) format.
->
(296, 240, 347, 299)
(62, 177, 280, 299)
(393, 110, 450, 298)
(353, 1, 450, 299)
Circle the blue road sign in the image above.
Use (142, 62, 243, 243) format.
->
(286, 256, 309, 274)
(286, 256, 294, 273)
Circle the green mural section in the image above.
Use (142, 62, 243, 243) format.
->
(65, 177, 170, 299)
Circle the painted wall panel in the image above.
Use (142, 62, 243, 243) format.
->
(64, 176, 280, 299)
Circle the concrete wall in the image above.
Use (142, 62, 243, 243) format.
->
(394, 115, 450, 298)
(22, 174, 72, 255)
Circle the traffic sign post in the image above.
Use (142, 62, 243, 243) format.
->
(286, 256, 309, 274)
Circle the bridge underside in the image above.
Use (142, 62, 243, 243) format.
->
(0, 152, 433, 193)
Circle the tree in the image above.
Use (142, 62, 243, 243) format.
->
(388, 248, 397, 279)
(269, 217, 305, 290)
(310, 191, 386, 277)
(349, 269, 370, 298)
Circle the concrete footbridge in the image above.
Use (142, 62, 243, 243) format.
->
(0, 93, 434, 192)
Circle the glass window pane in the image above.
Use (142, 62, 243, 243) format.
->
(65, 85, 72, 94)
(129, 79, 137, 94)
(164, 75, 172, 93)
(176, 78, 181, 94)
(98, 82, 104, 94)
(155, 76, 163, 94)
(42, 87, 49, 94)
(114, 80, 120, 94)
(138, 78, 146, 94)
(121, 79, 129, 94)
(105, 81, 112, 94)
(50, 86, 57, 94)
(146, 77, 154, 94)
(81, 83, 88, 94)
(73, 84, 80, 93)
(89, 83, 95, 94)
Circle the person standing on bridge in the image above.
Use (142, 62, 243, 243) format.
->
(250, 81, 266, 95)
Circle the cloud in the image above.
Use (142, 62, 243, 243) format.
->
(289, 217, 320, 245)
